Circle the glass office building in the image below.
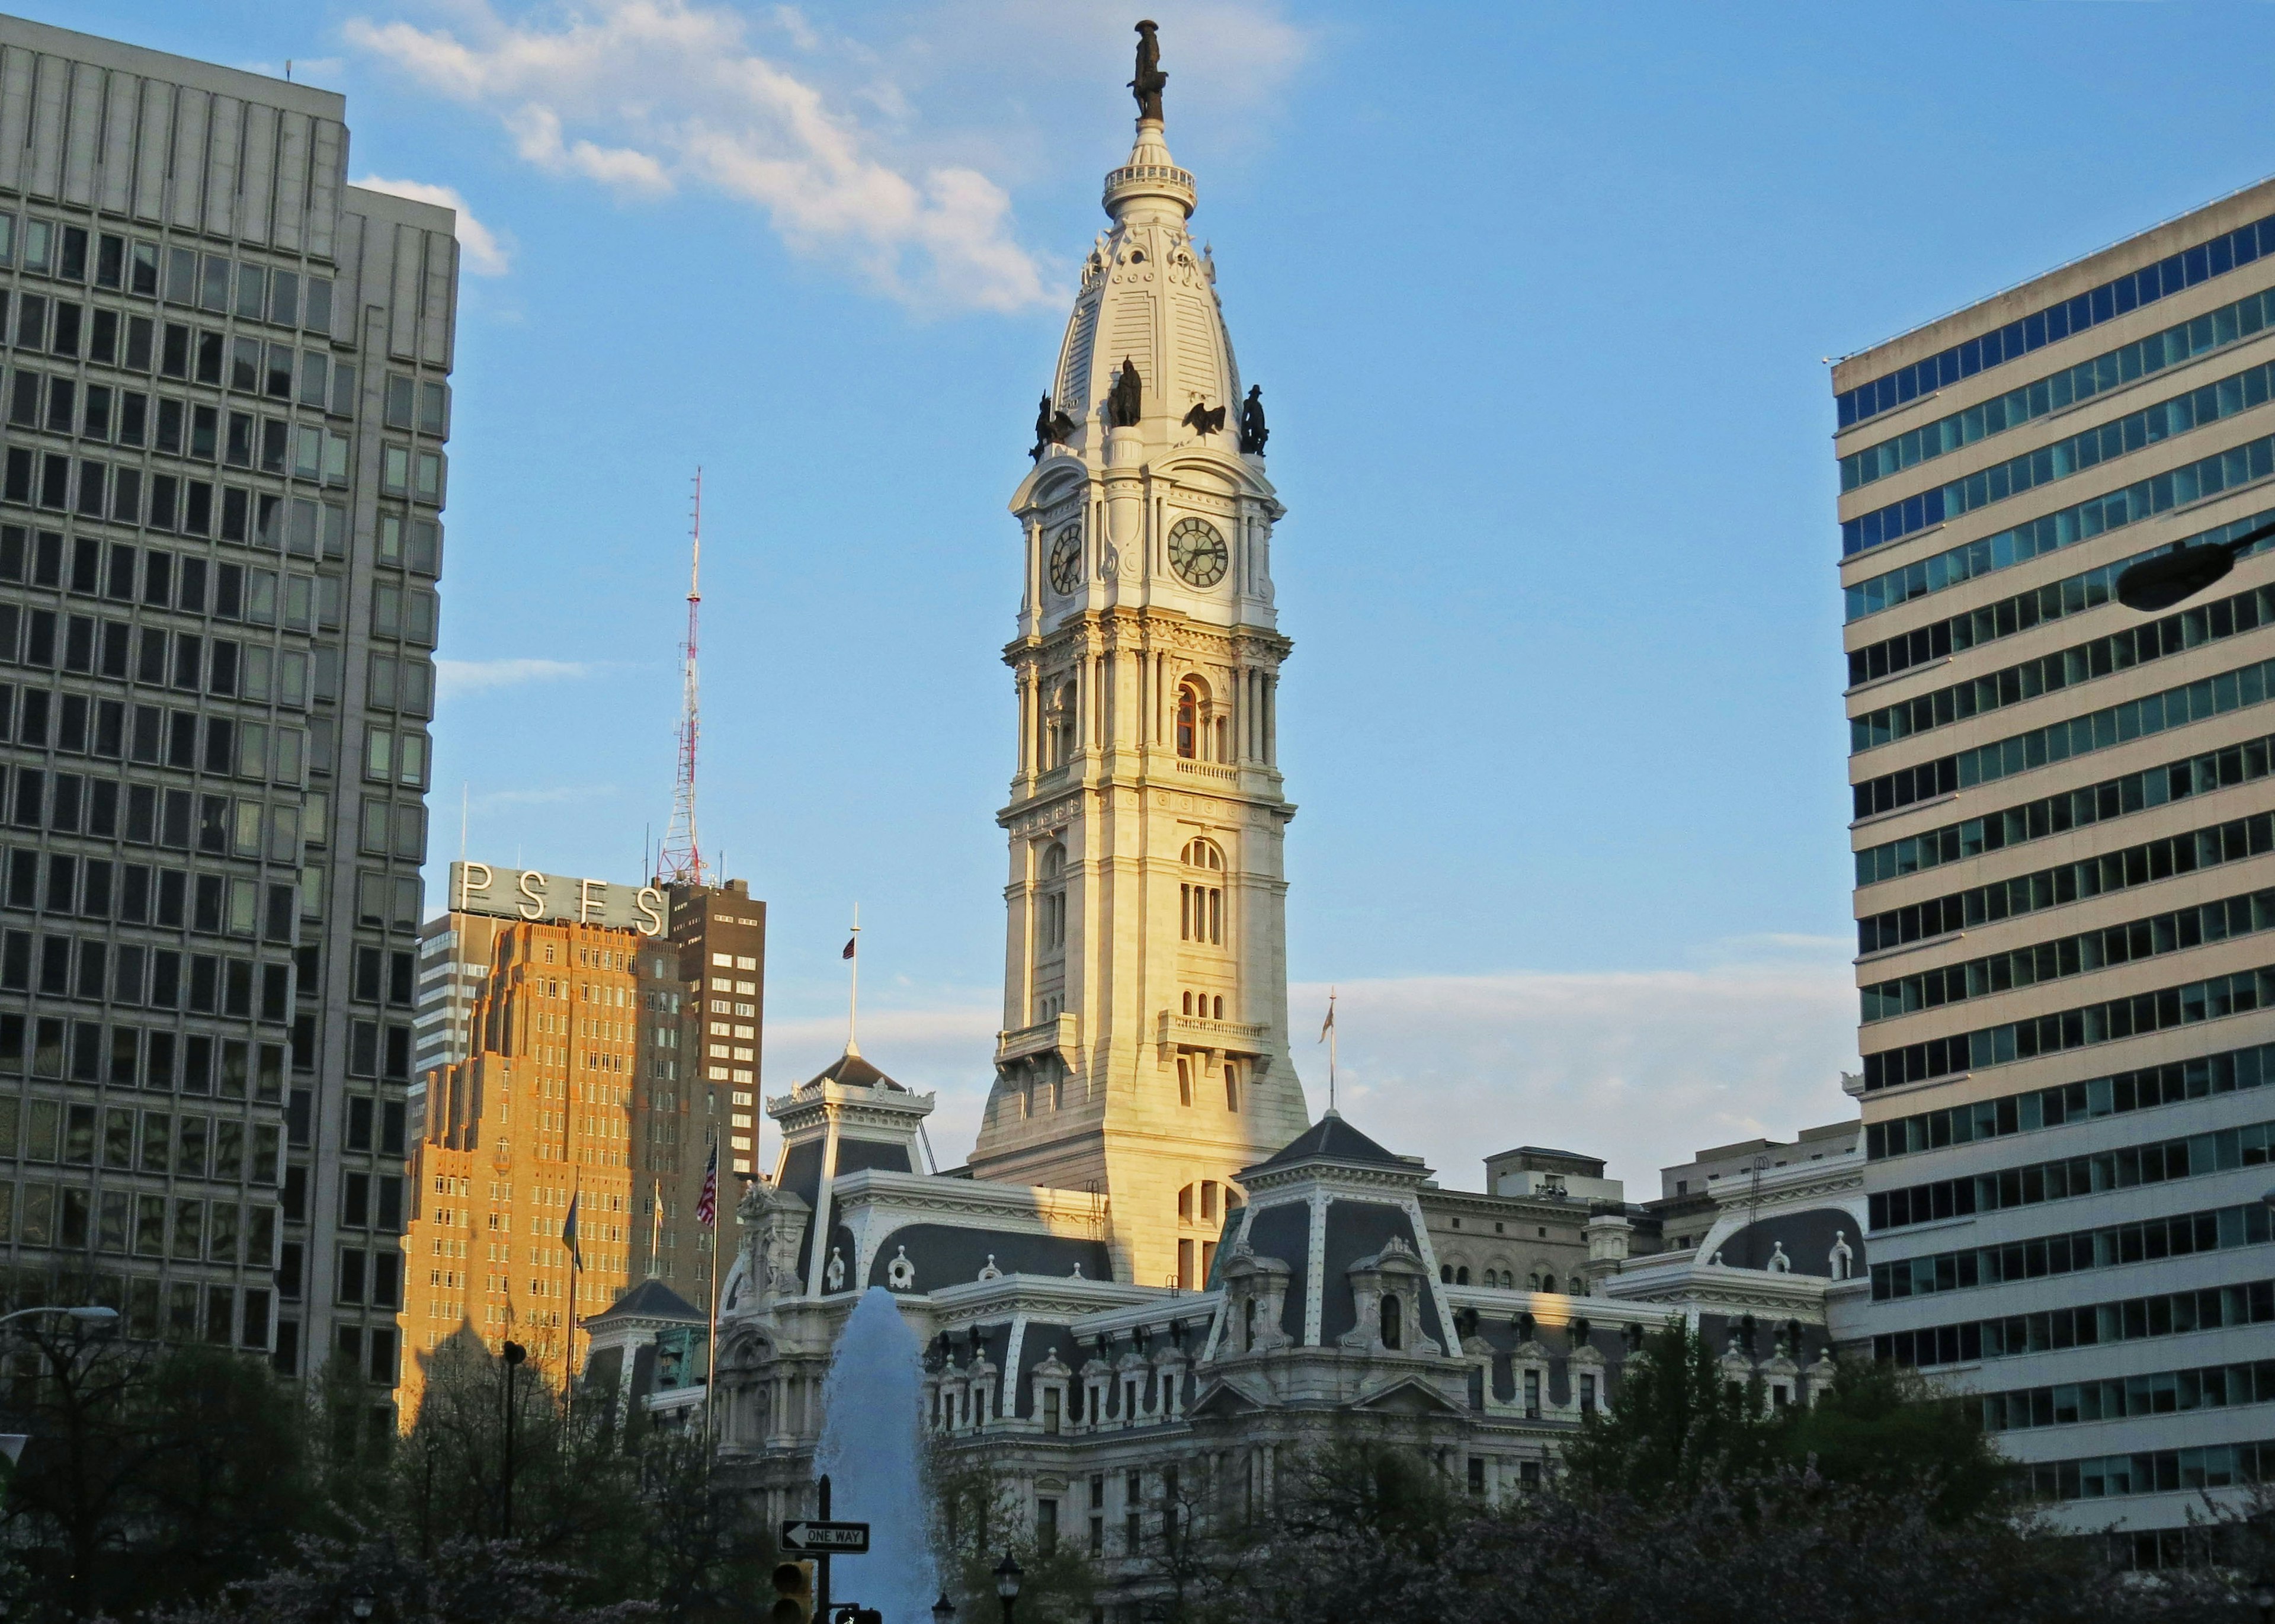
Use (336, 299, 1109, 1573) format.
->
(0, 16, 456, 1428)
(1840, 176, 2275, 1556)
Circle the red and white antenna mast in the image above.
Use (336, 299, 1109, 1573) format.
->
(658, 469, 708, 888)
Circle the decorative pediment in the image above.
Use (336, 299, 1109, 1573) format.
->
(1188, 1373, 1277, 1416)
(1348, 1375, 1464, 1416)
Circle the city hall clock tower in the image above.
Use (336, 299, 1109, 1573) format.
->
(969, 32, 1310, 1289)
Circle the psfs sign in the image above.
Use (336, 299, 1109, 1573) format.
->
(450, 861, 666, 937)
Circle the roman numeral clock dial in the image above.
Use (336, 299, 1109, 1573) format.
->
(1167, 516, 1228, 588)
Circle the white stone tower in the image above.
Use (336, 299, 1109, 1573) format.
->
(969, 42, 1310, 1289)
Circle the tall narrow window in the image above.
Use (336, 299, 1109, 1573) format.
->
(1175, 680, 1203, 759)
(1379, 1293, 1402, 1350)
(1224, 1062, 1241, 1113)
(1177, 1055, 1193, 1106)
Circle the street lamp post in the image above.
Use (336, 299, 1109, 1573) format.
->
(992, 1554, 1023, 1624)
(500, 1340, 527, 1539)
(2116, 517, 2275, 611)
(0, 1306, 116, 1325)
(932, 1594, 957, 1624)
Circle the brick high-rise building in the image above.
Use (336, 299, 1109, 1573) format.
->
(396, 866, 764, 1415)
(0, 17, 457, 1428)
(399, 909, 645, 1412)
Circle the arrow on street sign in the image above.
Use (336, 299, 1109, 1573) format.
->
(781, 1520, 871, 1554)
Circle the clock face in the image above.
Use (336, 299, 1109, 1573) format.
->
(1167, 517, 1228, 588)
(1048, 524, 1083, 595)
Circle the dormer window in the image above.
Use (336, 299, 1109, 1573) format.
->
(1379, 1292, 1402, 1350)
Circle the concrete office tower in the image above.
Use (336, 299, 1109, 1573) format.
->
(1837, 177, 2275, 1558)
(969, 94, 1308, 1288)
(398, 913, 643, 1418)
(0, 17, 455, 1422)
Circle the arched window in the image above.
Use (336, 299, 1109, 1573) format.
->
(1568, 1276, 1585, 1296)
(1179, 840, 1225, 946)
(1037, 842, 1068, 952)
(1176, 679, 1203, 759)
(1181, 991, 1193, 1015)
(1456, 1266, 1470, 1285)
(1212, 995, 1224, 1019)
(1440, 1265, 1452, 1285)
(1047, 681, 1079, 768)
(1379, 1292, 1402, 1350)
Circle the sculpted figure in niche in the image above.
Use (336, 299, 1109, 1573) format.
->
(826, 1247, 846, 1292)
(1238, 385, 1268, 454)
(1130, 20, 1166, 122)
(1109, 358, 1143, 428)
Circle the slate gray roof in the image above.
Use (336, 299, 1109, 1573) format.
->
(1249, 1111, 1407, 1173)
(585, 1277, 704, 1326)
(805, 1048, 906, 1091)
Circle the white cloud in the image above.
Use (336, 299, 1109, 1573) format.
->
(745, 943, 1859, 1190)
(344, 0, 1053, 311)
(470, 784, 617, 809)
(1292, 954, 1861, 1194)
(351, 175, 515, 276)
(435, 656, 591, 694)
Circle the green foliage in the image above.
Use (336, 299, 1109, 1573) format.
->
(1, 1324, 319, 1621)
(931, 1445, 1097, 1624)
(1, 1317, 767, 1623)
(1773, 1354, 2010, 1523)
(1558, 1317, 1772, 1500)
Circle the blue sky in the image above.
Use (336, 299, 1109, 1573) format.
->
(41, 1, 2275, 1186)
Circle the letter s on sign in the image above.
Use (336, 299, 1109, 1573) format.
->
(635, 888, 665, 937)
(517, 870, 546, 920)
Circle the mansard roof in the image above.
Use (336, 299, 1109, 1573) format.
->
(803, 1045, 905, 1092)
(1248, 1111, 1409, 1174)
(585, 1277, 703, 1327)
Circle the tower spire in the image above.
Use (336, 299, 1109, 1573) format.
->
(658, 470, 707, 887)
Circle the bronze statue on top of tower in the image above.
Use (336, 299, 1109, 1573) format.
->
(1131, 20, 1166, 122)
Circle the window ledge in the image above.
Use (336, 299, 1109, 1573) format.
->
(1850, 790, 1959, 831)
(1858, 1069, 1971, 1103)
(1845, 655, 1953, 699)
(1856, 930, 1965, 966)
(1838, 518, 1948, 568)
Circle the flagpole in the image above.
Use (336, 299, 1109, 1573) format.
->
(703, 1130, 720, 1447)
(1321, 988, 1338, 1114)
(845, 904, 861, 1055)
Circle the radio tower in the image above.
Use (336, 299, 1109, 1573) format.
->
(657, 469, 708, 887)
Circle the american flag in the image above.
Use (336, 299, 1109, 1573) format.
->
(696, 1142, 719, 1228)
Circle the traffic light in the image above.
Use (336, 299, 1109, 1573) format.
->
(771, 1561, 813, 1624)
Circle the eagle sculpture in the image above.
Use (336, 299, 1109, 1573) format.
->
(1181, 400, 1226, 436)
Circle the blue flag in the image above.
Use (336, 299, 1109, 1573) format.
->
(563, 1186, 583, 1272)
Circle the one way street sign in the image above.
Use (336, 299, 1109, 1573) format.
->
(781, 1520, 871, 1554)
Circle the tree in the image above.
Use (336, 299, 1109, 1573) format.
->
(152, 1532, 655, 1624)
(1774, 1354, 2010, 1523)
(932, 1446, 1097, 1624)
(1559, 1317, 1773, 1501)
(1, 1317, 319, 1620)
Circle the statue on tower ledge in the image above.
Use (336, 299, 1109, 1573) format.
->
(1130, 20, 1167, 121)
(1109, 358, 1143, 428)
(1239, 385, 1269, 455)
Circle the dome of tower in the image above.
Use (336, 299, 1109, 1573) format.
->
(1049, 116, 1242, 441)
